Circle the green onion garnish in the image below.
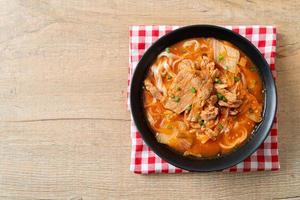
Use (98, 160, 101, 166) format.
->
(173, 96, 180, 102)
(250, 66, 257, 72)
(216, 92, 227, 102)
(199, 119, 205, 126)
(234, 76, 240, 82)
(214, 78, 222, 84)
(218, 124, 223, 130)
(218, 54, 224, 62)
(186, 104, 192, 111)
(191, 87, 197, 93)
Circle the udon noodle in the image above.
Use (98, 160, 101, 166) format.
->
(143, 38, 263, 157)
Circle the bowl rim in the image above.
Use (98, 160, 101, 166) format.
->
(130, 24, 277, 172)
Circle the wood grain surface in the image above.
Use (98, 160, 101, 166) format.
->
(0, 0, 299, 199)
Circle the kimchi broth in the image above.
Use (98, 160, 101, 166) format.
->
(143, 38, 263, 157)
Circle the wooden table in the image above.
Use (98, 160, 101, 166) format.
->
(0, 0, 299, 199)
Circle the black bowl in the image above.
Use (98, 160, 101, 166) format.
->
(130, 25, 277, 172)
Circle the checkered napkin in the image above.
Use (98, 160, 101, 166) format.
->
(128, 25, 279, 174)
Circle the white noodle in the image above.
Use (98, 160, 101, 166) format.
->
(151, 64, 167, 95)
(183, 39, 200, 51)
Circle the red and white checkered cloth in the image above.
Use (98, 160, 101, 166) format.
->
(128, 25, 279, 174)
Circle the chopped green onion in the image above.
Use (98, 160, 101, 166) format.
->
(225, 66, 229, 70)
(216, 92, 227, 102)
(172, 96, 180, 102)
(166, 47, 170, 53)
(218, 124, 223, 130)
(250, 66, 257, 72)
(199, 119, 205, 126)
(191, 87, 197, 93)
(186, 104, 192, 111)
(234, 76, 240, 82)
(214, 78, 222, 84)
(166, 125, 172, 129)
(167, 74, 172, 80)
(218, 54, 224, 62)
(176, 86, 181, 91)
(216, 93, 223, 100)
